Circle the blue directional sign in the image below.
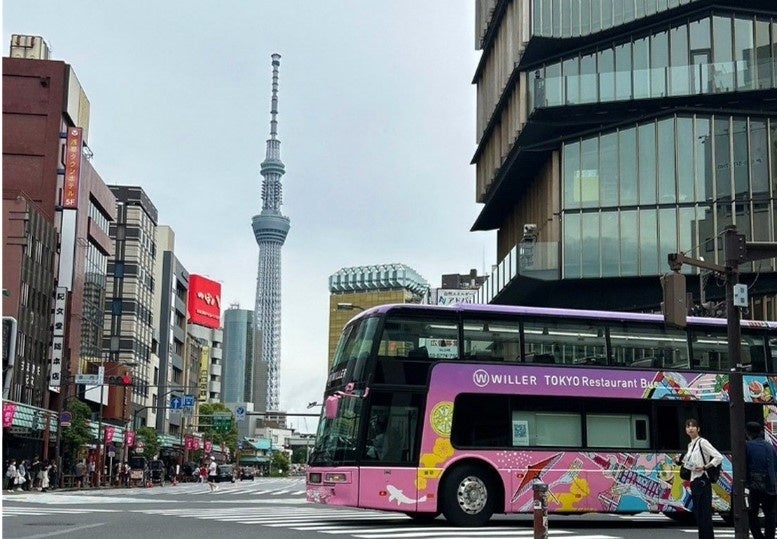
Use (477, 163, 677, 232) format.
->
(170, 396, 182, 410)
(183, 394, 195, 409)
(235, 406, 246, 422)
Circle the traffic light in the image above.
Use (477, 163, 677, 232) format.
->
(106, 375, 133, 386)
(661, 271, 687, 328)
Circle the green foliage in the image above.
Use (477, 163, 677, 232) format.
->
(136, 426, 160, 460)
(62, 399, 92, 470)
(291, 446, 308, 464)
(197, 403, 237, 455)
(271, 450, 290, 476)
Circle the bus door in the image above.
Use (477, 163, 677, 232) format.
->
(358, 390, 424, 512)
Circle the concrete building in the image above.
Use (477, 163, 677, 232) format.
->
(104, 185, 159, 431)
(471, 0, 777, 317)
(327, 263, 430, 368)
(3, 35, 120, 463)
(152, 226, 190, 435)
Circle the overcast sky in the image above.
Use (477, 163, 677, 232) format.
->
(4, 1, 495, 432)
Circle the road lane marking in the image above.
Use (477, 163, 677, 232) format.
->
(9, 522, 106, 539)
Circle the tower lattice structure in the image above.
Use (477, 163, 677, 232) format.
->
(252, 53, 290, 412)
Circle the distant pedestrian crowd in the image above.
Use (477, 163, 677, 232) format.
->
(5, 456, 57, 492)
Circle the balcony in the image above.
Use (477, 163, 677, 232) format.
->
(475, 241, 560, 304)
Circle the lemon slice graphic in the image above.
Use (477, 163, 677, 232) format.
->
(430, 401, 454, 436)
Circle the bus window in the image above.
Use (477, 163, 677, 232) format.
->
(586, 414, 649, 448)
(511, 411, 582, 447)
(377, 317, 458, 359)
(609, 323, 689, 369)
(522, 319, 607, 365)
(689, 327, 727, 371)
(462, 318, 520, 361)
(361, 391, 423, 464)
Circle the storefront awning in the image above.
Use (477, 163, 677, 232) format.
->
(239, 456, 269, 464)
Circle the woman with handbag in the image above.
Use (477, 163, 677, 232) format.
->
(677, 418, 724, 539)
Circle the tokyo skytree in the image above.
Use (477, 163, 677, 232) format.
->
(252, 53, 290, 412)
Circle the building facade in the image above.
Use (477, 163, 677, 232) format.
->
(222, 306, 264, 405)
(3, 36, 121, 463)
(104, 185, 159, 428)
(327, 263, 430, 368)
(153, 226, 189, 435)
(471, 0, 777, 316)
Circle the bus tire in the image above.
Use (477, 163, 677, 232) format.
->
(404, 511, 440, 522)
(441, 464, 495, 527)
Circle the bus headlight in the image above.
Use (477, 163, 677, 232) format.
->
(324, 472, 349, 483)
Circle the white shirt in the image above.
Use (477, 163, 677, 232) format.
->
(208, 462, 217, 476)
(681, 436, 724, 481)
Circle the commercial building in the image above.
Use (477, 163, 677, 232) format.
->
(152, 226, 190, 435)
(471, 0, 777, 316)
(3, 35, 121, 462)
(327, 263, 430, 368)
(222, 306, 265, 408)
(104, 185, 159, 430)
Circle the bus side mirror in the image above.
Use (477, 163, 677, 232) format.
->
(325, 395, 340, 420)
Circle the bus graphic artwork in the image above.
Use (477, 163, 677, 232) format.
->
(307, 303, 777, 527)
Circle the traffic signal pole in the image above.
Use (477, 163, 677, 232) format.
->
(667, 225, 777, 539)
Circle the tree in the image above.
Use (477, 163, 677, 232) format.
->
(291, 446, 308, 464)
(61, 398, 92, 472)
(135, 426, 159, 461)
(271, 450, 290, 476)
(197, 403, 237, 456)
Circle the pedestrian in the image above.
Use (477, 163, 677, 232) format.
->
(207, 456, 218, 492)
(49, 462, 58, 490)
(746, 421, 777, 539)
(677, 418, 724, 539)
(200, 464, 207, 484)
(30, 455, 41, 490)
(88, 459, 96, 487)
(15, 460, 27, 492)
(39, 461, 51, 492)
(5, 459, 17, 491)
(74, 460, 86, 488)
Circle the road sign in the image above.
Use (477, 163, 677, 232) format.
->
(59, 411, 72, 427)
(74, 374, 101, 385)
(235, 406, 246, 422)
(183, 394, 195, 409)
(170, 396, 182, 410)
(135, 440, 145, 453)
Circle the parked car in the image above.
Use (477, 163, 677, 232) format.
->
(216, 464, 235, 483)
(239, 466, 256, 481)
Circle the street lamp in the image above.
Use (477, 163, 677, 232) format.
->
(336, 303, 365, 311)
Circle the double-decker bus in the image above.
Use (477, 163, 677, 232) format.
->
(306, 303, 777, 526)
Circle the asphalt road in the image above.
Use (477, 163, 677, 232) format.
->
(2, 477, 736, 539)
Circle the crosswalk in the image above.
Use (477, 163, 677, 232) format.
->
(134, 505, 623, 538)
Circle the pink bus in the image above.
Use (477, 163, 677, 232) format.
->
(306, 303, 777, 526)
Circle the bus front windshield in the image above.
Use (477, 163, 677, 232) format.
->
(310, 315, 379, 466)
(309, 394, 364, 465)
(329, 315, 380, 386)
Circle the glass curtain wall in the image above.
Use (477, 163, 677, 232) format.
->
(562, 115, 776, 279)
(530, 14, 777, 110)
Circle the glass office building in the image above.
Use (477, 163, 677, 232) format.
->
(471, 0, 777, 317)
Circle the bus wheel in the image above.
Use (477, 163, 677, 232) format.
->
(441, 464, 495, 527)
(404, 511, 440, 522)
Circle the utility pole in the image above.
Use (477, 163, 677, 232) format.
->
(666, 225, 777, 539)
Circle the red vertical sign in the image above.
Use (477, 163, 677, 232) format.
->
(3, 403, 17, 428)
(62, 127, 83, 208)
(204, 440, 212, 453)
(104, 426, 115, 443)
(124, 430, 135, 447)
